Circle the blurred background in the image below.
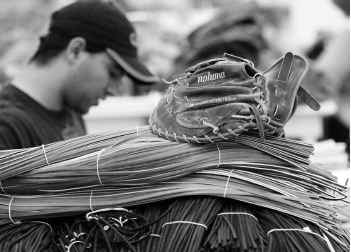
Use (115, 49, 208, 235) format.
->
(0, 0, 349, 180)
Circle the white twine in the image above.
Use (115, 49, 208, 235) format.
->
(0, 181, 6, 194)
(216, 144, 221, 168)
(322, 232, 336, 252)
(8, 197, 21, 225)
(66, 241, 85, 252)
(136, 126, 140, 136)
(86, 207, 130, 222)
(41, 144, 49, 165)
(89, 190, 94, 212)
(162, 221, 207, 230)
(96, 149, 105, 185)
(223, 170, 234, 198)
(268, 227, 307, 236)
(31, 221, 53, 233)
(267, 227, 335, 252)
(217, 212, 258, 222)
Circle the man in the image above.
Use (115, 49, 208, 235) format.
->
(0, 0, 159, 149)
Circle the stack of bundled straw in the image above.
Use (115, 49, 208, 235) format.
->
(0, 126, 348, 251)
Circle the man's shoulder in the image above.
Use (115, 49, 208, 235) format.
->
(0, 105, 36, 133)
(0, 106, 40, 149)
(0, 84, 30, 109)
(0, 84, 50, 124)
(0, 86, 44, 143)
(0, 86, 34, 122)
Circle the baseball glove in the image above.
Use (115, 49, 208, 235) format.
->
(150, 52, 320, 143)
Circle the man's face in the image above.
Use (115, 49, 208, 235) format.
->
(63, 50, 124, 114)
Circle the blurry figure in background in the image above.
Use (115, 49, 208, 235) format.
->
(303, 0, 349, 154)
(172, 1, 267, 76)
(170, 0, 293, 80)
(0, 0, 158, 149)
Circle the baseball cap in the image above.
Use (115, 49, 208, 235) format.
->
(48, 0, 159, 84)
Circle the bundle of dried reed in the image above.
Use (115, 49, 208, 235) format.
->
(0, 127, 347, 251)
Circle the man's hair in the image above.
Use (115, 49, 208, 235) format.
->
(29, 35, 68, 65)
(29, 34, 103, 65)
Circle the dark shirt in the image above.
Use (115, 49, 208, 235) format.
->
(0, 84, 86, 149)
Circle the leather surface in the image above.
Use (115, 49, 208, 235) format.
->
(150, 52, 317, 143)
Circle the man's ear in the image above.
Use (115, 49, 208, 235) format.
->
(65, 37, 86, 64)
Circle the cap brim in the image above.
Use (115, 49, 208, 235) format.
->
(106, 48, 159, 84)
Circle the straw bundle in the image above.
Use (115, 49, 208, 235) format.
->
(0, 128, 148, 180)
(203, 201, 266, 251)
(157, 197, 223, 251)
(0, 128, 336, 196)
(0, 170, 347, 243)
(0, 221, 53, 251)
(2, 137, 288, 194)
(0, 127, 348, 251)
(256, 209, 342, 252)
